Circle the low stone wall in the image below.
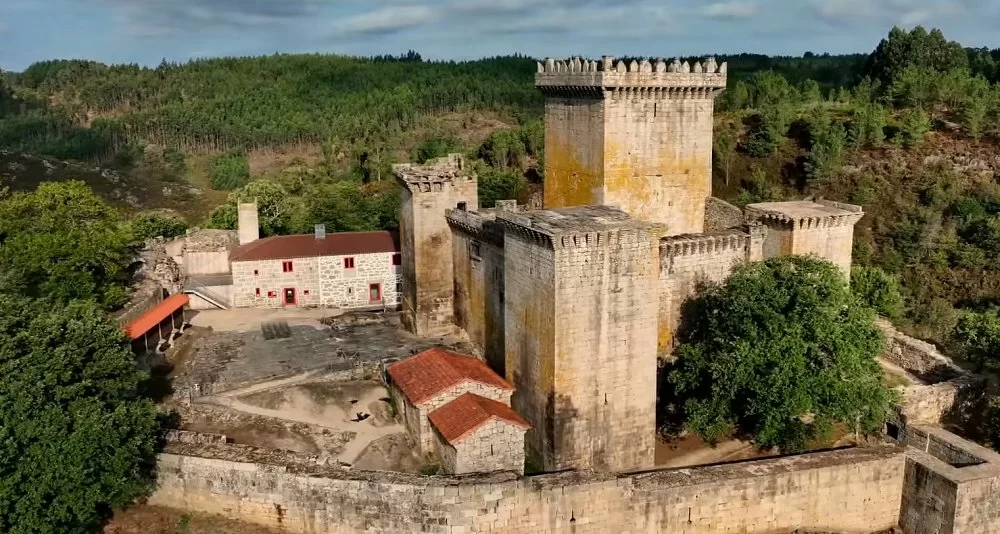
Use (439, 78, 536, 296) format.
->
(877, 318, 963, 382)
(896, 376, 986, 426)
(150, 442, 906, 534)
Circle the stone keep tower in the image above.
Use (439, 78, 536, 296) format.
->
(536, 56, 727, 236)
(500, 206, 658, 472)
(394, 155, 478, 335)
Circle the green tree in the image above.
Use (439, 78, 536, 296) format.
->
(668, 256, 894, 451)
(0, 181, 132, 309)
(415, 136, 463, 164)
(983, 397, 1000, 452)
(207, 179, 295, 236)
(805, 112, 847, 182)
(898, 108, 931, 148)
(479, 129, 526, 169)
(210, 152, 251, 191)
(130, 212, 188, 241)
(865, 26, 969, 87)
(851, 267, 904, 319)
(847, 103, 887, 148)
(962, 76, 992, 141)
(713, 131, 737, 186)
(0, 296, 159, 533)
(952, 308, 1000, 371)
(306, 180, 400, 232)
(478, 167, 527, 208)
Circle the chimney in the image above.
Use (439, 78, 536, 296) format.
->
(238, 203, 260, 245)
(314, 224, 326, 240)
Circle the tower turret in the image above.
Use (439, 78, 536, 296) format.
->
(536, 56, 727, 235)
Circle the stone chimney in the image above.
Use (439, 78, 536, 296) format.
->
(238, 203, 260, 245)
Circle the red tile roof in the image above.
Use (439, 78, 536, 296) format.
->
(230, 231, 399, 262)
(387, 348, 514, 405)
(124, 293, 189, 340)
(429, 393, 530, 445)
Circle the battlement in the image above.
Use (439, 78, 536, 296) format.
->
(745, 200, 864, 230)
(446, 206, 505, 246)
(661, 229, 749, 258)
(393, 153, 473, 192)
(535, 56, 727, 96)
(497, 205, 654, 249)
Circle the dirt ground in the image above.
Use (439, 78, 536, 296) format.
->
(179, 379, 420, 470)
(103, 505, 281, 534)
(655, 433, 766, 467)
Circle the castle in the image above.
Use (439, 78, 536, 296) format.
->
(393, 56, 864, 473)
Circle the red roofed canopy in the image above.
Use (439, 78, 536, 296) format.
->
(429, 392, 531, 445)
(387, 348, 514, 405)
(124, 293, 189, 340)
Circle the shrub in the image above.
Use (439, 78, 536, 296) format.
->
(852, 267, 904, 319)
(210, 152, 250, 190)
(131, 212, 188, 241)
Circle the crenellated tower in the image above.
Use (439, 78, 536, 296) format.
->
(536, 56, 727, 236)
(394, 154, 479, 335)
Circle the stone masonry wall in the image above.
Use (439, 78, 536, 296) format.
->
(450, 225, 506, 373)
(504, 232, 557, 470)
(412, 382, 512, 455)
(603, 94, 716, 236)
(897, 426, 1000, 534)
(232, 258, 321, 308)
(550, 228, 659, 472)
(441, 418, 525, 475)
(397, 176, 478, 335)
(543, 96, 606, 209)
(317, 252, 401, 309)
(658, 231, 749, 358)
(150, 443, 906, 534)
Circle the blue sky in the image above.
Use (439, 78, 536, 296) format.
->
(2, 0, 999, 71)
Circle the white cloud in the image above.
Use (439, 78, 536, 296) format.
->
(701, 1, 758, 19)
(334, 6, 438, 36)
(899, 9, 930, 25)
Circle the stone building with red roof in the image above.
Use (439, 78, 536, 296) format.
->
(386, 347, 528, 474)
(228, 204, 402, 309)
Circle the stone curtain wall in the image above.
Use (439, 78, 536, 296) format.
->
(149, 444, 906, 534)
(318, 252, 401, 309)
(232, 257, 321, 308)
(657, 231, 749, 358)
(438, 418, 525, 475)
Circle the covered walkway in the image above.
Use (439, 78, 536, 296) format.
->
(124, 293, 190, 354)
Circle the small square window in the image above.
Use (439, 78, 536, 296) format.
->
(344, 257, 356, 269)
(392, 253, 402, 266)
(255, 288, 261, 296)
(470, 241, 482, 260)
(303, 290, 310, 296)
(282, 261, 294, 273)
(267, 290, 276, 298)
(346, 287, 352, 295)
(254, 269, 259, 276)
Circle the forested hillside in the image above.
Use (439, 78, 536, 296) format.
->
(4, 27, 1000, 351)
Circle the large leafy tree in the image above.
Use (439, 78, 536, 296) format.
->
(668, 256, 895, 451)
(0, 181, 133, 309)
(0, 296, 159, 533)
